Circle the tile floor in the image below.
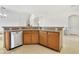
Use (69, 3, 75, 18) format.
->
(0, 35, 79, 54)
(61, 35, 79, 54)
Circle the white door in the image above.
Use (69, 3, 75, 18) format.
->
(69, 15, 79, 35)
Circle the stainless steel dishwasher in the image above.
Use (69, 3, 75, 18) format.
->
(11, 31, 23, 48)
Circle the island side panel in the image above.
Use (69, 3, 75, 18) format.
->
(4, 32, 11, 50)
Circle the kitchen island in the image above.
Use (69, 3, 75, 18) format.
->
(3, 27, 63, 52)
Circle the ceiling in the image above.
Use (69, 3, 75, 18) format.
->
(0, 5, 79, 17)
(0, 5, 70, 13)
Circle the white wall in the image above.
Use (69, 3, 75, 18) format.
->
(37, 6, 79, 27)
(1, 5, 79, 28)
(2, 5, 71, 27)
(0, 9, 30, 28)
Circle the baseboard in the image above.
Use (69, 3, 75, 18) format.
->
(10, 45, 23, 50)
(8, 43, 60, 52)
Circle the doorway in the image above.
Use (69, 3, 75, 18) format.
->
(68, 15, 79, 35)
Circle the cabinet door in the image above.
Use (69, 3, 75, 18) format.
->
(5, 32, 10, 50)
(48, 32, 59, 51)
(39, 31, 48, 46)
(23, 31, 32, 44)
(32, 30, 39, 43)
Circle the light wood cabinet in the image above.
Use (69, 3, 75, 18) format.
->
(4, 28, 62, 52)
(48, 32, 59, 51)
(4, 32, 10, 50)
(23, 31, 32, 44)
(39, 31, 48, 46)
(31, 30, 39, 43)
(23, 30, 39, 44)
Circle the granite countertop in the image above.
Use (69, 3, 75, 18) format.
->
(4, 29, 40, 32)
(4, 29, 63, 32)
(3, 26, 64, 32)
